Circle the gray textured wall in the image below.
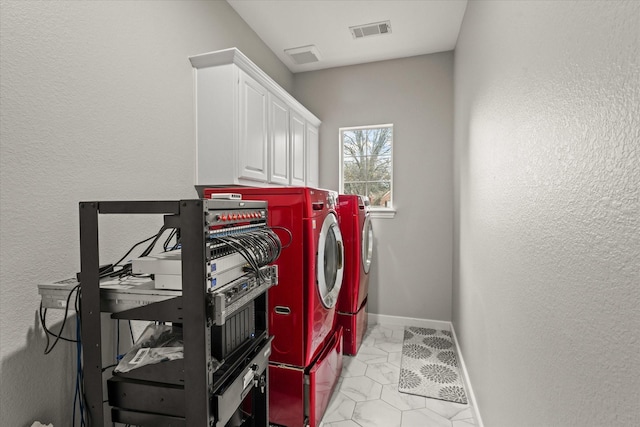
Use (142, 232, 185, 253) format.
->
(0, 1, 291, 425)
(453, 1, 640, 425)
(294, 53, 454, 321)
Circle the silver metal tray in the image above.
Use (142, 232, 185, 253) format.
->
(38, 276, 179, 313)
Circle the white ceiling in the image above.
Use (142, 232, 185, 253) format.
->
(227, 0, 468, 73)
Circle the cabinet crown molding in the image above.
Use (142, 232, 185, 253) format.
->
(189, 47, 320, 127)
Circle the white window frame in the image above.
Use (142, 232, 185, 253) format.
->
(339, 124, 395, 219)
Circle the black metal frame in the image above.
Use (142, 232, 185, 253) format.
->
(78, 200, 269, 426)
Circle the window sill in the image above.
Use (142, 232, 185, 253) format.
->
(370, 209, 396, 219)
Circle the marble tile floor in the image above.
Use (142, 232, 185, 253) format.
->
(320, 323, 476, 427)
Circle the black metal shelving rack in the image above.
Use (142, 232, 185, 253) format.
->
(78, 200, 270, 427)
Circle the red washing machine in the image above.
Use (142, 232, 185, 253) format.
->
(336, 195, 374, 356)
(204, 187, 345, 427)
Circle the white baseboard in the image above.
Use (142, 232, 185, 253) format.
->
(368, 313, 451, 331)
(368, 313, 484, 427)
(450, 324, 485, 427)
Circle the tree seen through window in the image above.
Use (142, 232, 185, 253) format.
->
(341, 125, 393, 208)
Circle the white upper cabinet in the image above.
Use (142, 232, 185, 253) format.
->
(306, 124, 319, 188)
(290, 110, 306, 186)
(238, 71, 268, 182)
(269, 94, 289, 185)
(189, 48, 321, 187)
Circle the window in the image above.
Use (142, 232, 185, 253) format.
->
(340, 124, 394, 216)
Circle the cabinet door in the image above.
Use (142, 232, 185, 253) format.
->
(306, 124, 319, 188)
(290, 111, 306, 186)
(269, 95, 290, 185)
(238, 71, 268, 182)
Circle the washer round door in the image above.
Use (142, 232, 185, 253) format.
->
(317, 212, 344, 308)
(362, 215, 373, 274)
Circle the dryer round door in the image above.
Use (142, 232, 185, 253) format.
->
(317, 212, 344, 309)
(362, 215, 373, 274)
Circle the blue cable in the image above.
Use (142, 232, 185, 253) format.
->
(116, 319, 120, 359)
(80, 317, 86, 427)
(73, 314, 86, 427)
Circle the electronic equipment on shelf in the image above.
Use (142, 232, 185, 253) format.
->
(210, 265, 277, 325)
(64, 199, 281, 426)
(132, 244, 272, 290)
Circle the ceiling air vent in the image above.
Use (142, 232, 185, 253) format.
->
(284, 45, 322, 65)
(349, 20, 392, 39)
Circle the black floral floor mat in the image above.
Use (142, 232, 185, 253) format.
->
(398, 327, 468, 404)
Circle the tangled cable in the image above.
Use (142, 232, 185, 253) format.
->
(209, 227, 283, 282)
